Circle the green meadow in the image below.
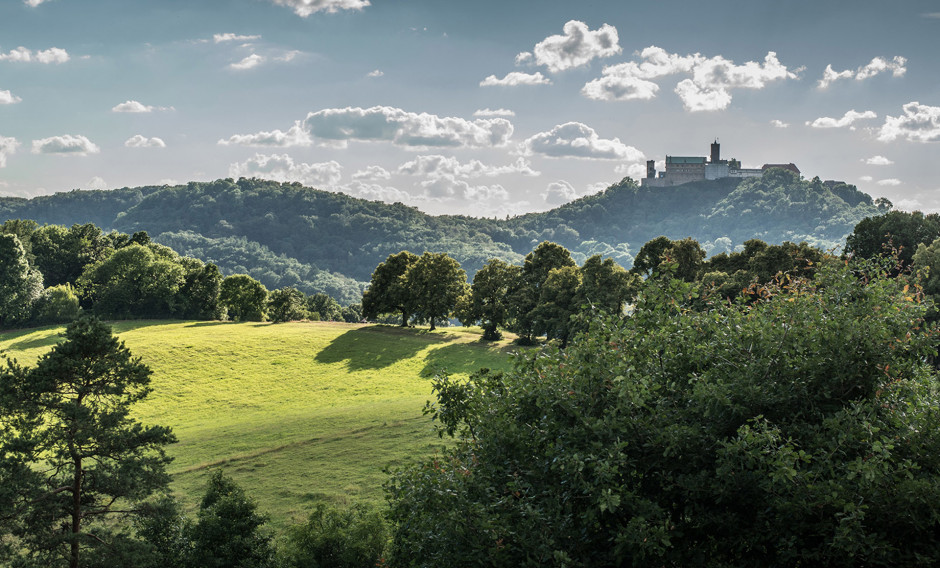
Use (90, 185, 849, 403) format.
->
(0, 321, 517, 532)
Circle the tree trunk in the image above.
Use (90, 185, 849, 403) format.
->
(70, 454, 82, 568)
(429, 317, 436, 331)
(400, 308, 408, 327)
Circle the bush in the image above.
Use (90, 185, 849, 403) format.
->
(386, 258, 940, 567)
(281, 503, 388, 568)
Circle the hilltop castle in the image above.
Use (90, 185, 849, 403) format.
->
(641, 140, 799, 187)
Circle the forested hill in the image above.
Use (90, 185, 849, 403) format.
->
(0, 171, 882, 301)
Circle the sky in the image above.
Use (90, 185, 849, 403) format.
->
(0, 0, 938, 217)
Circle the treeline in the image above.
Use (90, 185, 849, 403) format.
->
(0, 220, 361, 329)
(1, 171, 883, 294)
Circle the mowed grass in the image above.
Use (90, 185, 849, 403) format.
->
(0, 320, 517, 533)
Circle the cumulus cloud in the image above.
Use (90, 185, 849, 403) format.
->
(86, 176, 108, 190)
(24, 0, 51, 6)
(817, 56, 907, 88)
(582, 46, 699, 101)
(397, 155, 539, 179)
(230, 53, 265, 70)
(340, 180, 414, 203)
(473, 108, 515, 118)
(0, 46, 69, 64)
(877, 178, 902, 186)
(863, 155, 894, 165)
(0, 136, 20, 167)
(266, 0, 370, 17)
(676, 52, 798, 112)
(419, 177, 509, 201)
(480, 71, 551, 87)
(229, 153, 343, 187)
(806, 109, 878, 129)
(529, 20, 621, 73)
(219, 121, 312, 147)
(351, 165, 391, 181)
(125, 135, 166, 148)
(877, 102, 940, 143)
(31, 134, 100, 156)
(770, 119, 789, 128)
(303, 106, 514, 148)
(614, 162, 648, 179)
(524, 122, 644, 160)
(859, 175, 874, 182)
(0, 90, 22, 104)
(214, 33, 261, 43)
(515, 52, 534, 66)
(112, 100, 152, 113)
(543, 180, 579, 205)
(366, 69, 383, 77)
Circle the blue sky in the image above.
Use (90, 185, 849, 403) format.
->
(1, 0, 938, 216)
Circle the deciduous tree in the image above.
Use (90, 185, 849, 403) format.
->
(404, 252, 467, 331)
(361, 251, 418, 325)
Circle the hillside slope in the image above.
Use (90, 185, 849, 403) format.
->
(0, 321, 517, 532)
(0, 172, 881, 300)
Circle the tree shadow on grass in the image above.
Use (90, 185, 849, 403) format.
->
(315, 325, 455, 371)
(2, 330, 64, 352)
(420, 341, 517, 378)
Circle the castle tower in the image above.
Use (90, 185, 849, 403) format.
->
(646, 160, 656, 179)
(710, 139, 720, 164)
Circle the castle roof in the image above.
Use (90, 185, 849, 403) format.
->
(666, 156, 706, 164)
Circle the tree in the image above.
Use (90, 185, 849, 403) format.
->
(178, 260, 224, 320)
(404, 252, 467, 331)
(31, 223, 113, 288)
(631, 236, 705, 281)
(219, 274, 268, 322)
(508, 242, 576, 343)
(76, 243, 187, 318)
(362, 251, 418, 326)
(307, 292, 343, 321)
(267, 287, 309, 323)
(629, 235, 673, 278)
(577, 254, 636, 314)
(845, 210, 940, 269)
(187, 470, 274, 568)
(0, 233, 44, 328)
(0, 316, 176, 568)
(388, 258, 940, 566)
(280, 503, 388, 568)
(32, 284, 82, 325)
(532, 265, 582, 347)
(461, 258, 521, 340)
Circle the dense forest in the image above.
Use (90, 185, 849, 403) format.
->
(0, 171, 883, 302)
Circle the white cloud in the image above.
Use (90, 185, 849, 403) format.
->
(515, 52, 534, 66)
(770, 119, 789, 128)
(229, 153, 343, 187)
(0, 136, 20, 167)
(676, 52, 798, 112)
(0, 90, 22, 104)
(366, 69, 384, 77)
(214, 33, 261, 43)
(473, 108, 515, 118)
(219, 121, 312, 147)
(112, 100, 153, 113)
(582, 45, 700, 101)
(543, 180, 579, 205)
(877, 178, 902, 186)
(805, 109, 878, 129)
(230, 53, 265, 70)
(523, 122, 644, 160)
(419, 176, 509, 201)
(24, 0, 50, 6)
(351, 165, 391, 181)
(266, 0, 370, 17)
(0, 46, 69, 64)
(125, 135, 166, 148)
(614, 162, 648, 179)
(339, 180, 413, 202)
(863, 155, 894, 166)
(531, 20, 621, 73)
(859, 175, 874, 182)
(817, 64, 854, 89)
(276, 50, 302, 62)
(86, 176, 108, 190)
(397, 155, 539, 178)
(877, 102, 940, 143)
(303, 106, 514, 148)
(480, 71, 551, 87)
(856, 56, 907, 80)
(817, 56, 907, 88)
(31, 134, 100, 156)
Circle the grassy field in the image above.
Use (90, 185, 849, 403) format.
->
(0, 320, 517, 533)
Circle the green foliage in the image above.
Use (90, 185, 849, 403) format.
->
(268, 287, 309, 323)
(388, 259, 940, 567)
(0, 316, 176, 567)
(32, 283, 82, 325)
(220, 274, 268, 322)
(508, 241, 577, 342)
(362, 251, 419, 325)
(31, 223, 114, 287)
(577, 254, 636, 314)
(461, 258, 521, 340)
(845, 210, 940, 269)
(187, 470, 275, 568)
(0, 233, 43, 327)
(404, 252, 467, 331)
(281, 503, 389, 568)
